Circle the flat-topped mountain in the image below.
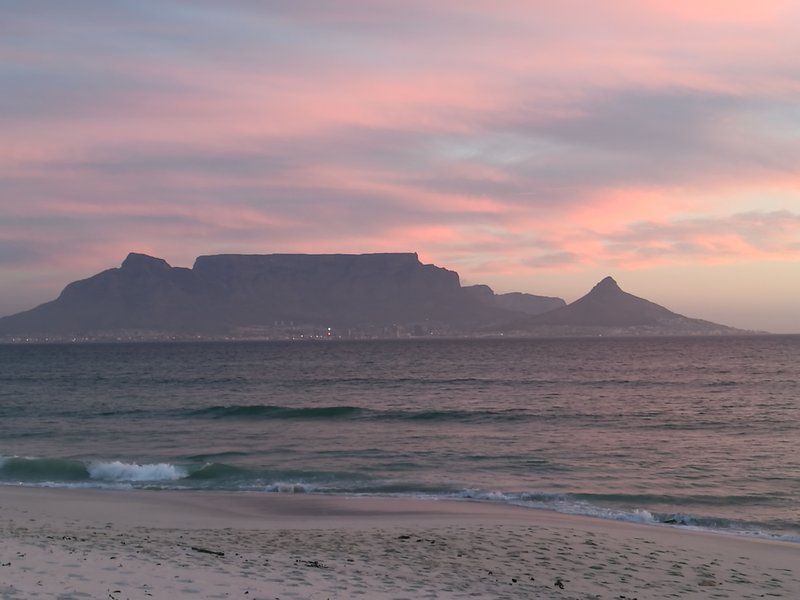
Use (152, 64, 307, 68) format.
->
(0, 252, 532, 337)
(503, 276, 741, 335)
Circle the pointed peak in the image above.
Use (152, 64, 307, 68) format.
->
(590, 276, 622, 293)
(121, 252, 171, 271)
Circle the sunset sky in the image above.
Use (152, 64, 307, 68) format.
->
(2, 1, 799, 331)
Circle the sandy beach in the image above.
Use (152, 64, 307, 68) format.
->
(0, 486, 797, 599)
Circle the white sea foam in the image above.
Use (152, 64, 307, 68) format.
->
(265, 482, 317, 494)
(0, 480, 135, 490)
(444, 488, 800, 543)
(87, 461, 187, 481)
(452, 489, 662, 525)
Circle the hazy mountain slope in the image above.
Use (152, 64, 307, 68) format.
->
(462, 285, 565, 316)
(503, 276, 741, 334)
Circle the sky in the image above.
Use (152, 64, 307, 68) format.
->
(1, 1, 799, 332)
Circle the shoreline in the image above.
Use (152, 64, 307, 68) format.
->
(2, 486, 798, 598)
(1, 482, 798, 544)
(2, 479, 798, 546)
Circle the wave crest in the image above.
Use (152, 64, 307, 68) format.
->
(185, 462, 246, 480)
(190, 405, 364, 419)
(88, 461, 187, 481)
(186, 404, 526, 423)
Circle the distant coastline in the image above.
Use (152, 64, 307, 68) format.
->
(0, 331, 774, 345)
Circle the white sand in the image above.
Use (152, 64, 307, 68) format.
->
(1, 486, 798, 599)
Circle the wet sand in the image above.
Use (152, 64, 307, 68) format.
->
(1, 486, 798, 599)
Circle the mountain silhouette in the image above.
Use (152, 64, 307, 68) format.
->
(0, 258, 745, 339)
(503, 276, 740, 334)
(461, 284, 565, 316)
(0, 252, 534, 336)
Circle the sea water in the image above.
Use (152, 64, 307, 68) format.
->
(1, 336, 798, 540)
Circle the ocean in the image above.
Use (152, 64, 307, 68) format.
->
(1, 336, 798, 541)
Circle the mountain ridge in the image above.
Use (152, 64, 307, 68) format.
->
(502, 275, 743, 335)
(0, 255, 747, 339)
(0, 252, 525, 337)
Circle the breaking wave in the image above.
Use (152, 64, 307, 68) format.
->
(87, 461, 186, 481)
(0, 456, 186, 483)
